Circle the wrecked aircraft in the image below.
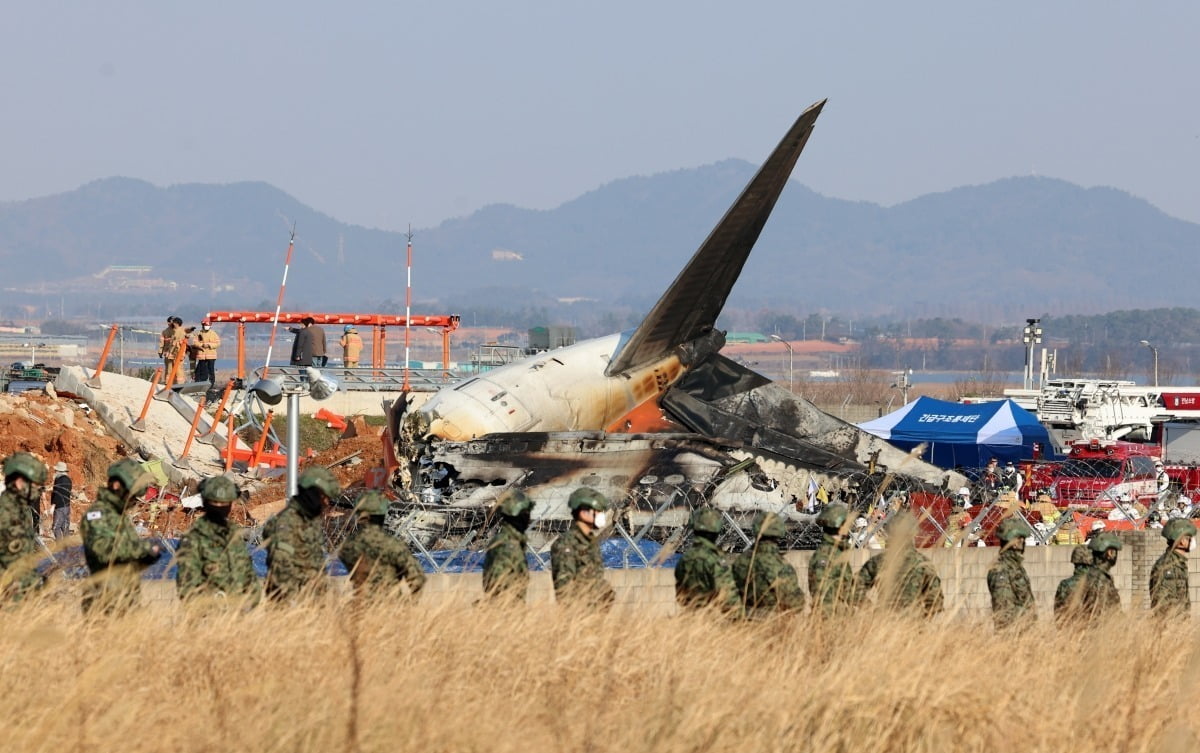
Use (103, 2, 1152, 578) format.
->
(389, 99, 965, 547)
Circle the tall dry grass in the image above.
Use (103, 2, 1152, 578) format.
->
(1, 583, 1196, 753)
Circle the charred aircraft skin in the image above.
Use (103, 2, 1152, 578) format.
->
(392, 99, 964, 547)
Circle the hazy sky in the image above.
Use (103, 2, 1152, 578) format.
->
(3, 2, 1198, 230)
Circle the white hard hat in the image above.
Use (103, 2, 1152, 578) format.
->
(957, 486, 970, 496)
(854, 516, 868, 529)
(1090, 520, 1106, 532)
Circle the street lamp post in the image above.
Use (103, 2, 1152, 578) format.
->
(770, 335, 794, 392)
(1139, 340, 1159, 387)
(1022, 318, 1043, 390)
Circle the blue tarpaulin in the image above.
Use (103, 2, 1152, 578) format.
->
(858, 396, 1054, 469)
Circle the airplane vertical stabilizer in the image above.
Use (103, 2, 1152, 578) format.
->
(604, 99, 827, 376)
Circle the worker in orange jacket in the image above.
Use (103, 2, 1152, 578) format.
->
(340, 325, 363, 368)
(192, 320, 220, 387)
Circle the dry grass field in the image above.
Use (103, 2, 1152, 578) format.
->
(0, 584, 1196, 753)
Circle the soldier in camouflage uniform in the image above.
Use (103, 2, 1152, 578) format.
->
(338, 491, 425, 597)
(1149, 518, 1194, 618)
(987, 518, 1036, 630)
(731, 512, 806, 618)
(0, 453, 48, 601)
(808, 503, 861, 615)
(674, 507, 739, 612)
(481, 489, 534, 601)
(1057, 532, 1122, 625)
(1053, 545, 1093, 623)
(262, 467, 339, 602)
(551, 488, 614, 606)
(175, 475, 259, 605)
(81, 459, 162, 615)
(858, 513, 943, 617)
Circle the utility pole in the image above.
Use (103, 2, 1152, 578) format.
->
(1022, 318, 1042, 390)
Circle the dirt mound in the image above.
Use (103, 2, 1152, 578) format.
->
(244, 429, 387, 510)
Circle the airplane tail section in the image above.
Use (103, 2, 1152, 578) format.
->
(605, 98, 827, 377)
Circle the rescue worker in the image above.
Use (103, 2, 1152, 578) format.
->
(481, 489, 534, 601)
(1058, 532, 1123, 625)
(550, 487, 614, 606)
(51, 461, 72, 540)
(731, 512, 806, 618)
(858, 513, 943, 617)
(340, 325, 363, 369)
(674, 507, 739, 612)
(987, 518, 1036, 630)
(1053, 545, 1093, 623)
(942, 494, 972, 547)
(0, 452, 47, 600)
(80, 458, 162, 615)
(337, 491, 425, 596)
(191, 319, 220, 388)
(1149, 518, 1195, 618)
(175, 475, 259, 604)
(262, 466, 340, 601)
(159, 316, 187, 381)
(808, 502, 861, 615)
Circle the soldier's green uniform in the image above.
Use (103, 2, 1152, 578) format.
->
(987, 518, 1035, 630)
(1058, 532, 1122, 625)
(482, 490, 533, 601)
(81, 459, 160, 615)
(858, 515, 943, 616)
(731, 512, 806, 618)
(808, 503, 861, 615)
(674, 507, 739, 612)
(338, 492, 425, 596)
(175, 476, 259, 604)
(263, 467, 339, 602)
(1053, 545, 1092, 622)
(0, 453, 47, 600)
(1149, 518, 1194, 618)
(551, 488, 614, 606)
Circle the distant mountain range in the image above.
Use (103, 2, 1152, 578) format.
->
(1, 165, 1196, 318)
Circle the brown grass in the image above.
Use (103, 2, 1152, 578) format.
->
(0, 583, 1197, 752)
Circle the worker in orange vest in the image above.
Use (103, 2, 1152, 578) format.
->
(340, 325, 363, 368)
(192, 319, 221, 388)
(158, 316, 188, 383)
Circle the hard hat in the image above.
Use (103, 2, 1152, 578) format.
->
(567, 487, 609, 513)
(107, 458, 153, 498)
(201, 319, 211, 326)
(344, 325, 354, 333)
(2, 452, 47, 485)
(854, 516, 869, 529)
(815, 503, 849, 530)
(996, 518, 1032, 543)
(353, 491, 390, 517)
(1090, 520, 1106, 532)
(1162, 518, 1197, 543)
(297, 466, 341, 499)
(956, 486, 970, 496)
(689, 507, 723, 534)
(54, 461, 68, 473)
(752, 511, 787, 539)
(497, 489, 534, 518)
(1088, 532, 1123, 553)
(199, 475, 238, 504)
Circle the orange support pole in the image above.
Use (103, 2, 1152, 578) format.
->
(173, 397, 207, 469)
(237, 322, 246, 381)
(197, 379, 235, 446)
(155, 347, 187, 400)
(379, 325, 387, 368)
(86, 324, 120, 388)
(442, 328, 452, 380)
(224, 412, 237, 472)
(249, 410, 274, 470)
(129, 368, 163, 432)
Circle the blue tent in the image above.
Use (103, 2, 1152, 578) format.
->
(857, 396, 1054, 469)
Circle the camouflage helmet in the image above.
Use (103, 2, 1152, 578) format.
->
(199, 475, 238, 504)
(2, 452, 46, 485)
(297, 466, 341, 499)
(1070, 546, 1093, 566)
(1088, 531, 1123, 554)
(815, 503, 849, 531)
(752, 511, 787, 539)
(108, 458, 153, 498)
(996, 517, 1032, 544)
(690, 507, 723, 535)
(1163, 518, 1198, 543)
(353, 491, 390, 517)
(567, 487, 609, 513)
(497, 489, 534, 518)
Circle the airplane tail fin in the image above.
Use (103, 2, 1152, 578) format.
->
(605, 99, 826, 376)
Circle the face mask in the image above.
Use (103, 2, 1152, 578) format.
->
(204, 504, 231, 524)
(592, 511, 608, 530)
(202, 325, 210, 331)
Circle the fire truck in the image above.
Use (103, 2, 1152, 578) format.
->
(1044, 438, 1160, 510)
